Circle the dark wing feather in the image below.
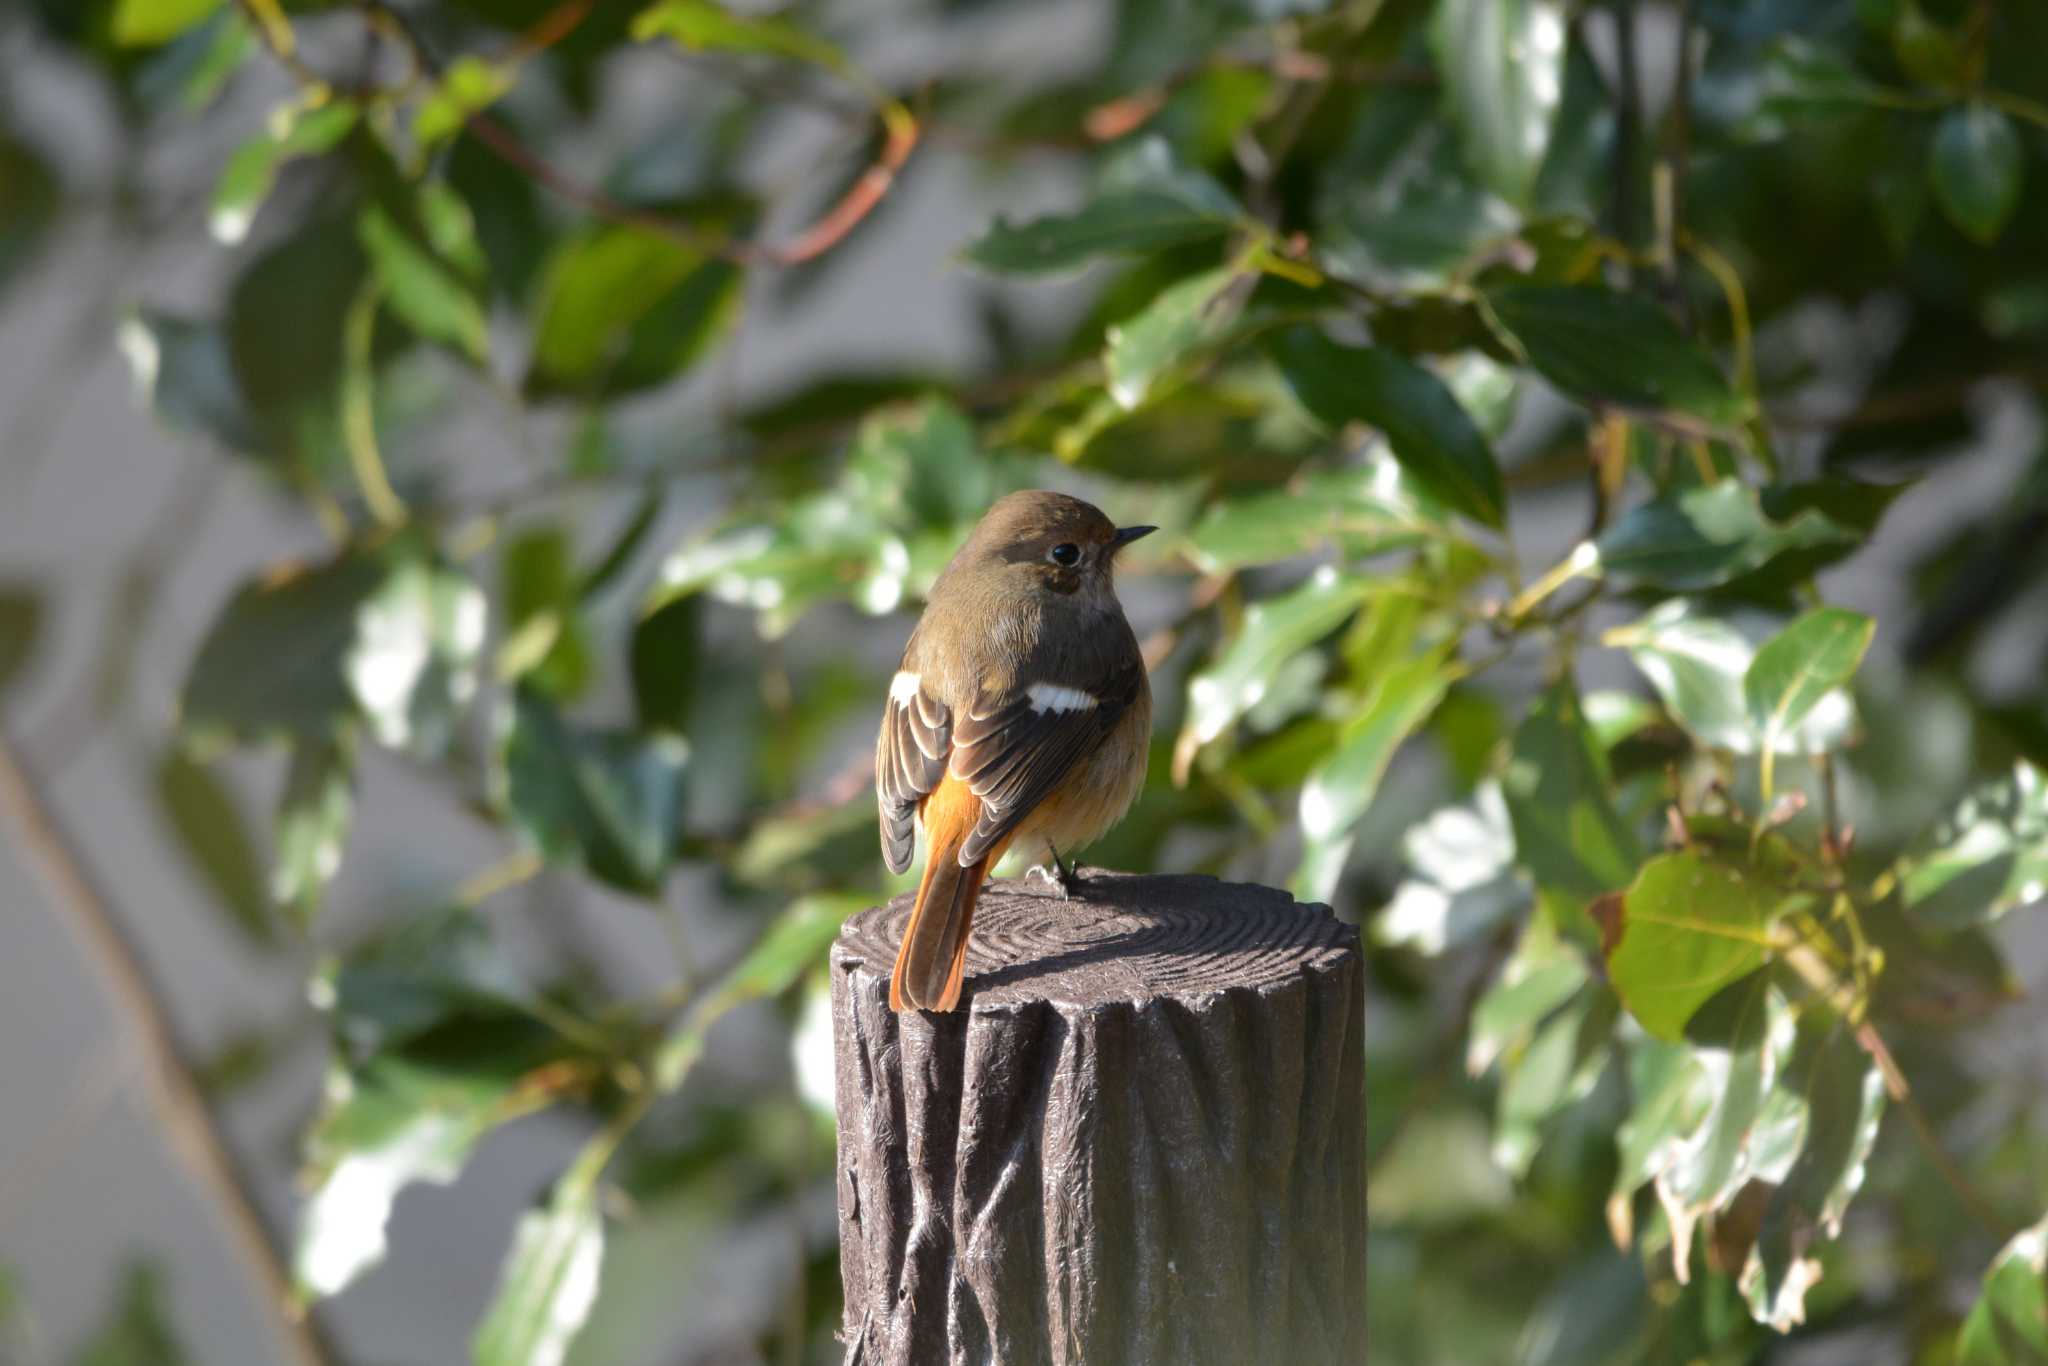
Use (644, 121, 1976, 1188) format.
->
(950, 661, 1145, 866)
(876, 680, 950, 874)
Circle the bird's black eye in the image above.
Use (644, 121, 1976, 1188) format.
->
(1048, 542, 1081, 567)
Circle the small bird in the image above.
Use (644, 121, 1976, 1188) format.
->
(875, 491, 1155, 1013)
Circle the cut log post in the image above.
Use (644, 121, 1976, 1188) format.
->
(830, 871, 1365, 1366)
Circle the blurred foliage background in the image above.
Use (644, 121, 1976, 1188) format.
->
(4, 0, 2048, 1361)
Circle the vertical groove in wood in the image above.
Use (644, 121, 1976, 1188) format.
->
(831, 872, 1365, 1366)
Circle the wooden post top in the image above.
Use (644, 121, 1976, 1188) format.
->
(832, 870, 1358, 1010)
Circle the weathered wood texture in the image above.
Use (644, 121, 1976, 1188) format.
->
(831, 871, 1365, 1366)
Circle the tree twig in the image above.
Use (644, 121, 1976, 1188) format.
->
(1853, 1019, 2012, 1240)
(0, 732, 337, 1366)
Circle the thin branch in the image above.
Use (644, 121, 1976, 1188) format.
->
(1853, 1019, 2012, 1241)
(0, 732, 337, 1366)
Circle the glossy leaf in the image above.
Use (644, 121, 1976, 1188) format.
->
(631, 0, 852, 76)
(964, 191, 1236, 275)
(1957, 1214, 2048, 1365)
(413, 56, 513, 150)
(1378, 783, 1525, 956)
(1931, 105, 2022, 245)
(1593, 481, 1855, 592)
(472, 1176, 604, 1366)
(1183, 467, 1445, 573)
(1606, 853, 1789, 1041)
(1467, 913, 1587, 1075)
(1605, 601, 1855, 755)
(1489, 286, 1748, 425)
(358, 202, 487, 361)
(1500, 681, 1641, 904)
(1896, 761, 2048, 929)
(210, 101, 358, 246)
(153, 749, 273, 947)
(497, 690, 689, 896)
(1295, 648, 1453, 902)
(1271, 328, 1505, 527)
(1429, 0, 1568, 206)
(1182, 567, 1372, 749)
(112, 0, 223, 46)
(844, 397, 988, 531)
(1494, 987, 1613, 1178)
(500, 528, 593, 698)
(527, 223, 742, 398)
(1104, 268, 1243, 410)
(272, 736, 354, 930)
(327, 907, 536, 1057)
(345, 559, 487, 756)
(1743, 608, 1874, 752)
(117, 310, 265, 456)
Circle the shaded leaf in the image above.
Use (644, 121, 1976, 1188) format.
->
(631, 596, 702, 734)
(1104, 267, 1243, 410)
(0, 132, 59, 294)
(116, 310, 265, 456)
(153, 748, 273, 947)
(358, 201, 488, 361)
(1931, 104, 2023, 245)
(1957, 1214, 2048, 1366)
(497, 690, 689, 896)
(1270, 328, 1506, 527)
(1494, 986, 1613, 1178)
(1429, 0, 1569, 206)
(472, 1176, 604, 1366)
(527, 222, 742, 398)
(964, 191, 1236, 275)
(0, 585, 42, 696)
(1184, 467, 1446, 573)
(1896, 761, 2048, 929)
(500, 528, 594, 698)
(111, 0, 222, 46)
(71, 1262, 190, 1366)
(1606, 852, 1789, 1041)
(1594, 481, 1855, 592)
(1468, 913, 1587, 1075)
(1489, 285, 1748, 424)
(273, 736, 354, 930)
(631, 0, 852, 76)
(844, 397, 987, 530)
(328, 906, 535, 1057)
(414, 56, 513, 150)
(1500, 681, 1641, 905)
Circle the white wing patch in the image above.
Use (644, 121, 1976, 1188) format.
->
(1026, 682, 1098, 714)
(890, 671, 921, 707)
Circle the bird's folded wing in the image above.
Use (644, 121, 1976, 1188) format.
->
(949, 662, 1145, 866)
(876, 675, 950, 874)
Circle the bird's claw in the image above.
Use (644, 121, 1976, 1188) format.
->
(1026, 846, 1085, 899)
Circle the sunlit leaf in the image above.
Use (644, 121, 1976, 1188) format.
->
(1593, 481, 1855, 592)
(1743, 608, 1874, 753)
(1468, 913, 1586, 1075)
(472, 1175, 605, 1366)
(358, 202, 488, 361)
(1182, 567, 1372, 749)
(345, 558, 487, 756)
(1931, 104, 2023, 245)
(273, 735, 354, 930)
(1184, 467, 1445, 573)
(1489, 285, 1748, 425)
(1606, 852, 1793, 1041)
(500, 528, 594, 698)
(209, 100, 358, 246)
(1270, 328, 1505, 527)
(1494, 986, 1612, 1177)
(1896, 761, 2048, 929)
(1104, 267, 1243, 410)
(631, 0, 852, 76)
(1957, 1214, 2048, 1365)
(1605, 601, 1856, 755)
(497, 690, 689, 896)
(1377, 782, 1525, 956)
(1500, 681, 1641, 905)
(1429, 0, 1569, 206)
(111, 0, 223, 46)
(413, 56, 514, 150)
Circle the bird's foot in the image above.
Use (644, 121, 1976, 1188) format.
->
(1025, 846, 1086, 899)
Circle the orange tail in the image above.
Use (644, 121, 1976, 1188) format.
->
(891, 775, 1009, 1012)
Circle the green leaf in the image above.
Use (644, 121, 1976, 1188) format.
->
(963, 191, 1236, 275)
(497, 690, 689, 896)
(1295, 648, 1453, 902)
(1467, 913, 1587, 1074)
(527, 222, 742, 398)
(1429, 0, 1569, 206)
(1896, 761, 2048, 929)
(0, 585, 42, 696)
(153, 748, 274, 947)
(1500, 681, 1641, 905)
(345, 558, 488, 756)
(844, 397, 988, 530)
(1605, 852, 1790, 1041)
(71, 1262, 190, 1366)
(1958, 1214, 2048, 1366)
(1378, 783, 1524, 956)
(413, 56, 514, 150)
(272, 736, 354, 930)
(1271, 328, 1506, 527)
(358, 202, 488, 361)
(1605, 601, 1856, 755)
(0, 131, 59, 295)
(472, 1175, 605, 1366)
(209, 100, 358, 246)
(1104, 267, 1243, 410)
(111, 0, 223, 46)
(1593, 481, 1856, 592)
(1931, 104, 2023, 245)
(1182, 567, 1373, 749)
(631, 0, 852, 76)
(1743, 608, 1874, 752)
(630, 597, 702, 734)
(328, 906, 536, 1057)
(116, 311, 265, 456)
(294, 1051, 555, 1303)
(1741, 1032, 1886, 1331)
(1493, 987, 1613, 1178)
(1488, 285, 1748, 425)
(500, 528, 594, 698)
(1184, 467, 1447, 573)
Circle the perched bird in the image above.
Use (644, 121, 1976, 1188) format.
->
(875, 490, 1155, 1012)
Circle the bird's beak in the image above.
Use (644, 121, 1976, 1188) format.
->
(1110, 524, 1158, 551)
